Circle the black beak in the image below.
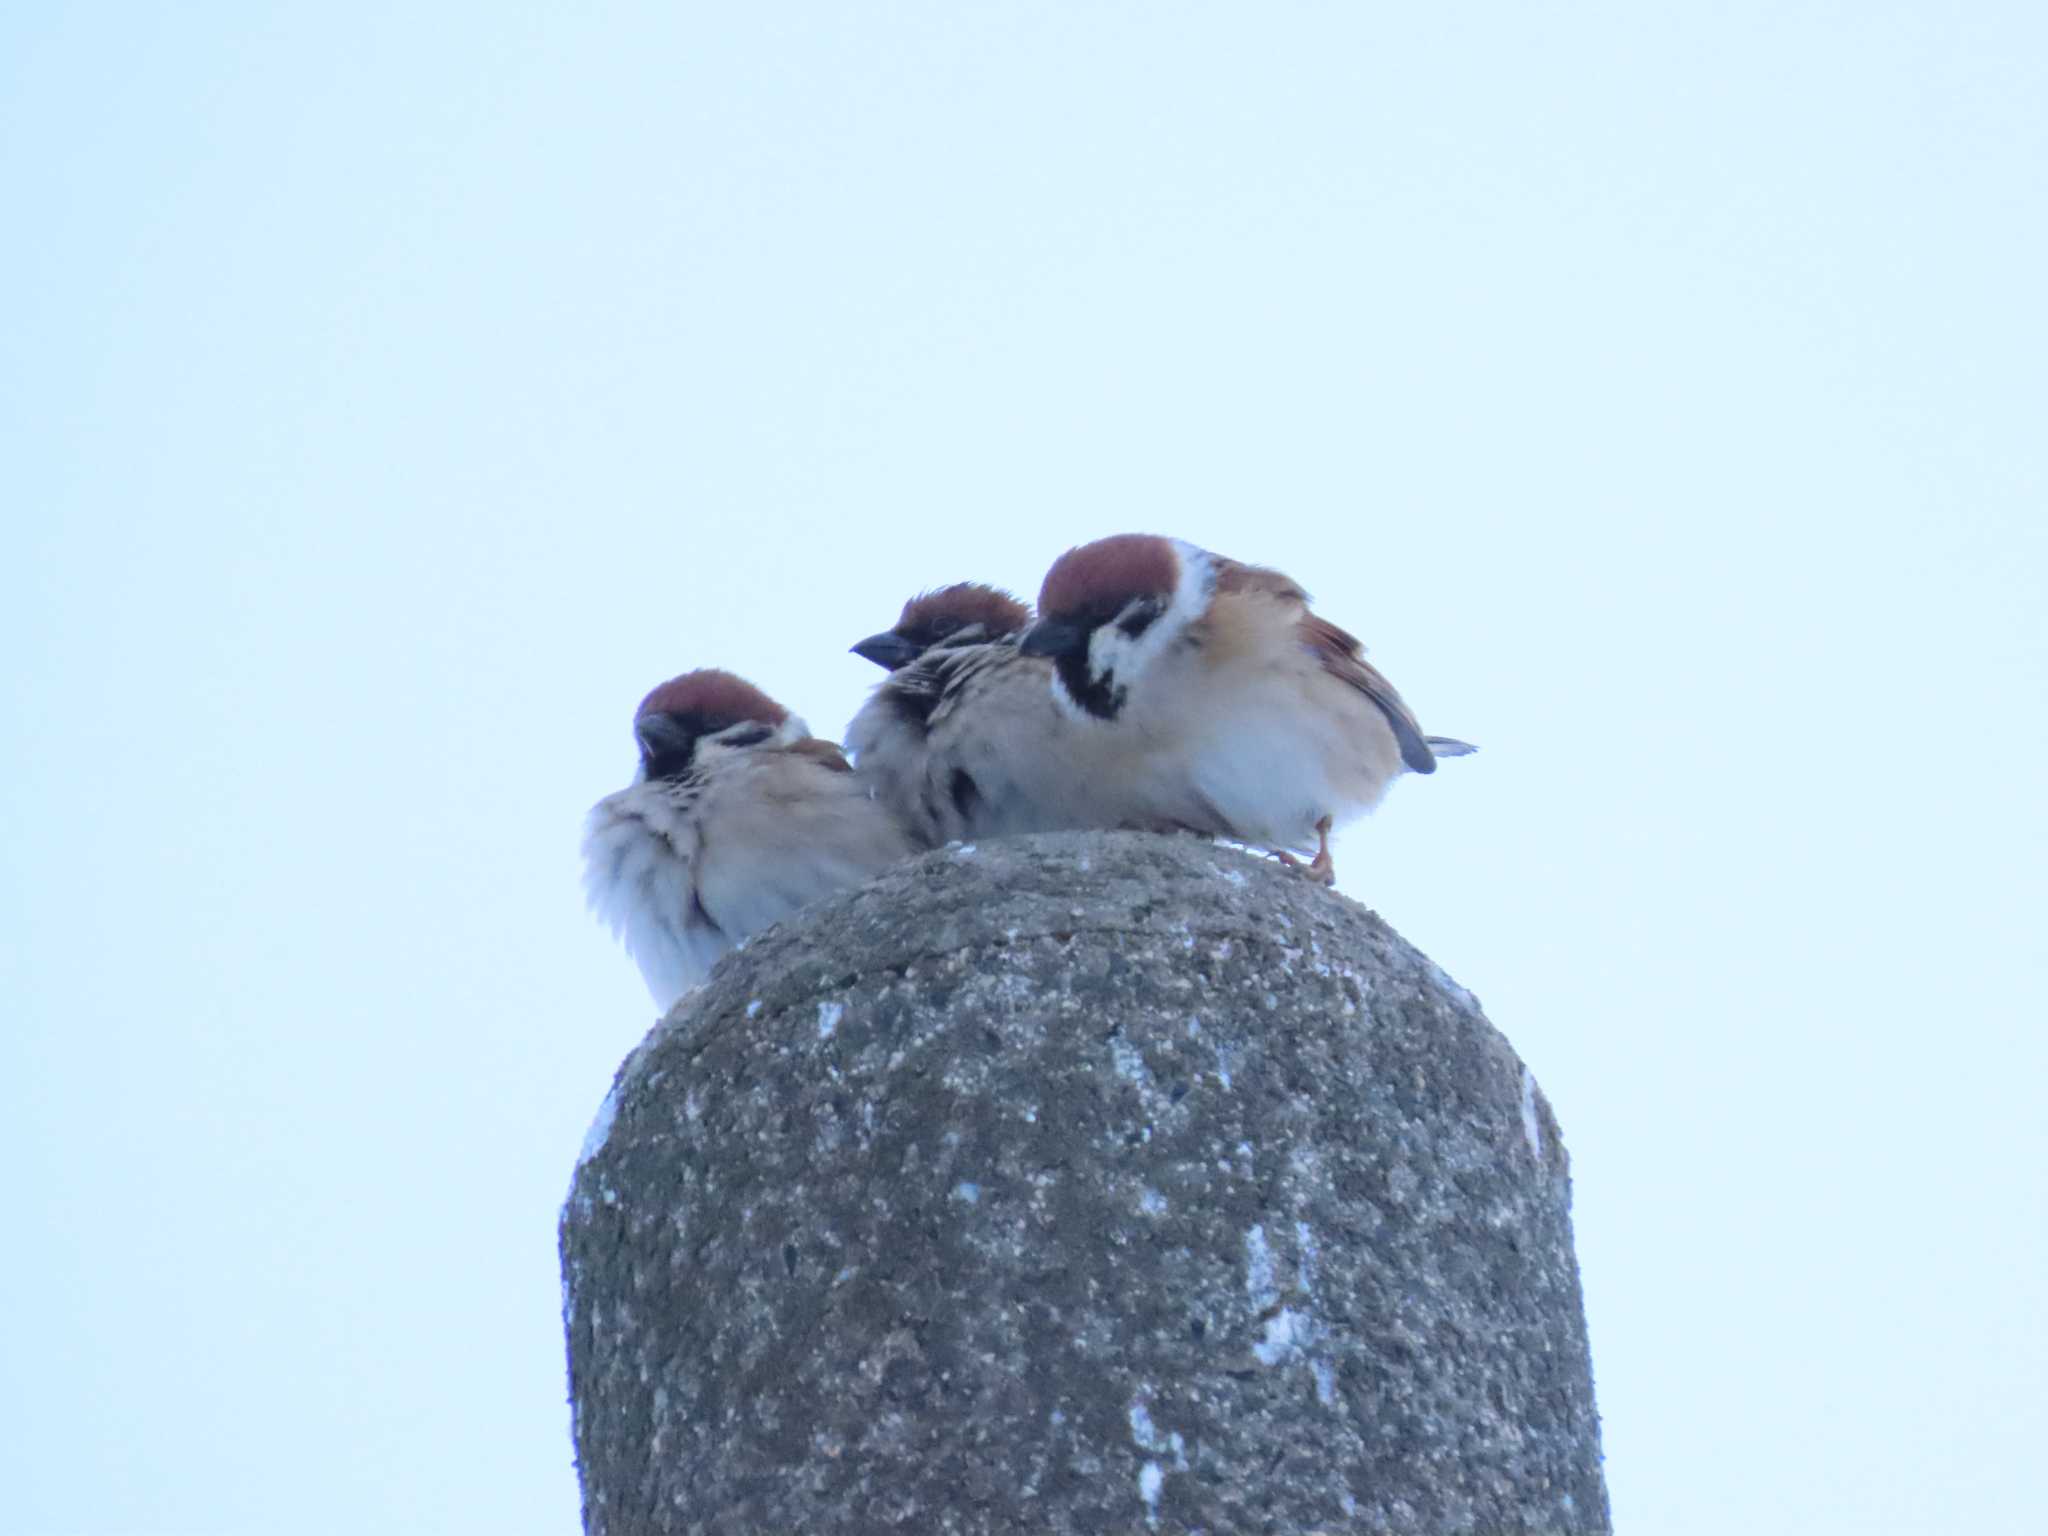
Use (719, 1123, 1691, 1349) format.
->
(1016, 620, 1082, 658)
(850, 632, 923, 671)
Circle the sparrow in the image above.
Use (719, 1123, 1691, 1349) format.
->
(848, 582, 1033, 671)
(1015, 533, 1474, 883)
(582, 668, 921, 1011)
(845, 584, 1163, 847)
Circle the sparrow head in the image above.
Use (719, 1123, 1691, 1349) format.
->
(850, 582, 1032, 670)
(1018, 534, 1215, 719)
(631, 669, 805, 780)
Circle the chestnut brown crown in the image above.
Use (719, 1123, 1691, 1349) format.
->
(852, 582, 1032, 670)
(635, 669, 789, 728)
(1036, 534, 1180, 622)
(894, 582, 1031, 641)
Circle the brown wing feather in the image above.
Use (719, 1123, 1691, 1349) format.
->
(1212, 558, 1309, 605)
(788, 737, 855, 773)
(1210, 556, 1438, 774)
(1298, 614, 1438, 775)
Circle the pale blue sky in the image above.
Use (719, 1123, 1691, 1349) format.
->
(3, 5, 2043, 1532)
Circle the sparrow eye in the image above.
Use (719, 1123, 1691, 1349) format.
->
(719, 723, 774, 749)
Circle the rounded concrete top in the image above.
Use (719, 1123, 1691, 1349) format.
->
(563, 831, 1607, 1534)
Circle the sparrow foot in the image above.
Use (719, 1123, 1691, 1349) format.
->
(1276, 819, 1338, 886)
(1296, 817, 1338, 886)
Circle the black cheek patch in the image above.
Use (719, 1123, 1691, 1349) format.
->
(1055, 652, 1124, 721)
(641, 742, 698, 781)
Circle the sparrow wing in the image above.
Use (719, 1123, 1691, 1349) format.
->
(788, 737, 856, 773)
(1299, 613, 1439, 775)
(695, 747, 919, 944)
(1212, 557, 1309, 605)
(1213, 558, 1439, 775)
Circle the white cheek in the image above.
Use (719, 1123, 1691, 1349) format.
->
(1086, 627, 1127, 684)
(1089, 611, 1188, 700)
(1091, 622, 1167, 691)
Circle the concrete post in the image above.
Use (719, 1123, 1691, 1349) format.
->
(562, 831, 1608, 1533)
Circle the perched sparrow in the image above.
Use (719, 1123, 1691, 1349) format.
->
(849, 582, 1032, 671)
(1016, 533, 1474, 883)
(846, 585, 1160, 847)
(583, 669, 920, 1011)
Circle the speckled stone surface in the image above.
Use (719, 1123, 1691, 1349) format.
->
(561, 831, 1608, 1534)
